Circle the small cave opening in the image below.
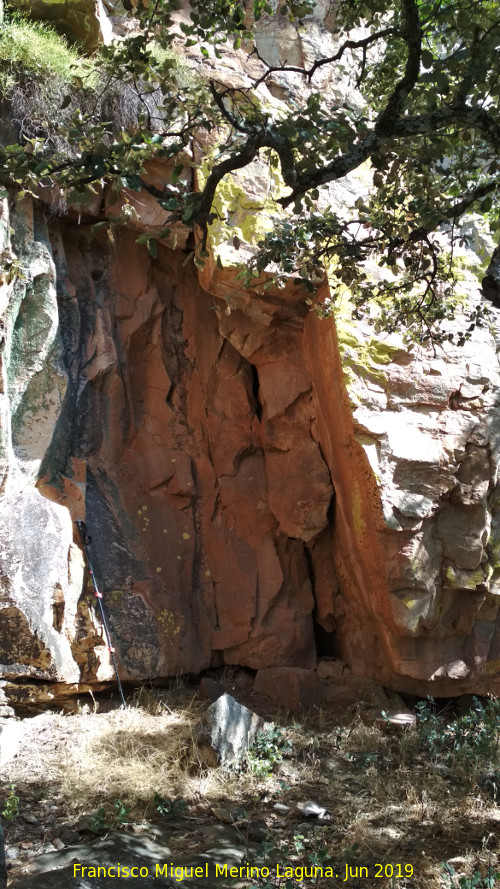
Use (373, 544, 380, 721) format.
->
(305, 544, 338, 660)
(313, 620, 337, 659)
(250, 364, 262, 421)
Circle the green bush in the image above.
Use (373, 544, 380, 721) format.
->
(1, 783, 19, 822)
(88, 799, 131, 835)
(416, 696, 500, 769)
(247, 726, 292, 777)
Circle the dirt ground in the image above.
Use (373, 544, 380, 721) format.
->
(1, 680, 499, 889)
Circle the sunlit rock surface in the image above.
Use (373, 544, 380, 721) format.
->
(0, 0, 499, 704)
(8, 0, 107, 51)
(306, 299, 500, 695)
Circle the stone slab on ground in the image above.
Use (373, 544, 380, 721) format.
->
(196, 691, 268, 768)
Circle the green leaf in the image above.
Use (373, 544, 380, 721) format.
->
(421, 49, 434, 70)
(163, 198, 179, 211)
(171, 164, 184, 185)
(436, 72, 450, 93)
(147, 237, 158, 259)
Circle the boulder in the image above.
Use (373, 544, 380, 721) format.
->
(9, 0, 105, 52)
(254, 667, 322, 712)
(194, 692, 267, 768)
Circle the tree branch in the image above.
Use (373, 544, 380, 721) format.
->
(270, 0, 422, 205)
(250, 27, 396, 87)
(374, 0, 422, 135)
(194, 130, 266, 241)
(209, 81, 255, 134)
(389, 103, 500, 146)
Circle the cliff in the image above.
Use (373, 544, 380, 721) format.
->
(0, 0, 499, 711)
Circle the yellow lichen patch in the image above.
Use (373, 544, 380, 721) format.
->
(445, 565, 485, 590)
(325, 279, 399, 392)
(198, 150, 286, 254)
(107, 590, 125, 604)
(182, 532, 190, 540)
(157, 609, 182, 644)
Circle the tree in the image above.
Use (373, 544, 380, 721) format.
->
(2, 0, 500, 343)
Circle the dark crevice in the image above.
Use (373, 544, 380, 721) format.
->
(326, 488, 336, 526)
(315, 437, 336, 523)
(313, 621, 337, 659)
(250, 363, 262, 421)
(165, 381, 175, 409)
(305, 542, 337, 660)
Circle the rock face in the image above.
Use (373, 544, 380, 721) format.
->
(305, 306, 500, 695)
(0, 0, 500, 705)
(9, 0, 106, 51)
(2, 187, 499, 702)
(1, 195, 336, 696)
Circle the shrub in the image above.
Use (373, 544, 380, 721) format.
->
(247, 726, 292, 777)
(1, 784, 19, 822)
(416, 696, 500, 770)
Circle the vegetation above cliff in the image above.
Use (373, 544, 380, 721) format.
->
(1, 0, 500, 342)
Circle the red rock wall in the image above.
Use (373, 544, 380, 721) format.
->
(42, 222, 338, 682)
(303, 303, 500, 697)
(303, 305, 393, 680)
(3, 202, 498, 701)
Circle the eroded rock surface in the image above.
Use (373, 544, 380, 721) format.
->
(9, 0, 108, 51)
(1, 196, 337, 697)
(1, 0, 500, 704)
(305, 301, 500, 695)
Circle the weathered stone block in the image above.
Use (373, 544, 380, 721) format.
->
(254, 667, 322, 712)
(195, 692, 267, 768)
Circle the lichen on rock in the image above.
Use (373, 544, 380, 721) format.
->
(0, 0, 499, 708)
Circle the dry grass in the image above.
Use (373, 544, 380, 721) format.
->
(60, 687, 220, 816)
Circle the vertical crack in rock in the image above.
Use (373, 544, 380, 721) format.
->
(304, 543, 336, 659)
(250, 363, 262, 421)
